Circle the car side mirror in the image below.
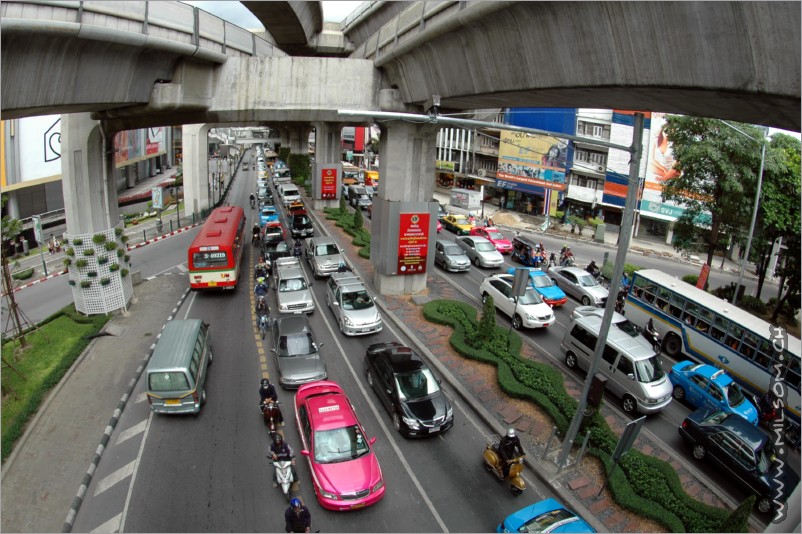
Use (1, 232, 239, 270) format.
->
(627, 373, 635, 380)
(301, 450, 310, 457)
(270, 348, 277, 354)
(369, 437, 377, 446)
(333, 301, 340, 307)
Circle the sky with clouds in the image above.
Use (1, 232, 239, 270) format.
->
(182, 1, 363, 30)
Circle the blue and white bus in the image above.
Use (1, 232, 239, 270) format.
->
(624, 269, 801, 428)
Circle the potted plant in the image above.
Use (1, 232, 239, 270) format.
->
(63, 258, 72, 267)
(100, 277, 111, 286)
(75, 259, 88, 269)
(72, 238, 84, 246)
(80, 280, 91, 288)
(117, 249, 125, 258)
(87, 271, 98, 278)
(115, 228, 124, 237)
(121, 268, 129, 278)
(92, 233, 106, 244)
(104, 242, 117, 251)
(68, 279, 76, 286)
(65, 247, 75, 257)
(98, 256, 109, 265)
(109, 263, 120, 272)
(83, 248, 95, 256)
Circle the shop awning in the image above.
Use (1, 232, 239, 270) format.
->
(638, 210, 677, 223)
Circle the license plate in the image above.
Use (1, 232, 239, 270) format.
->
(430, 425, 440, 433)
(208, 281, 217, 287)
(165, 399, 182, 405)
(350, 503, 366, 509)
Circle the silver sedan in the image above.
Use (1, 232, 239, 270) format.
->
(455, 236, 504, 269)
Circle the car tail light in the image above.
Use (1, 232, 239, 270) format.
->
(681, 420, 687, 430)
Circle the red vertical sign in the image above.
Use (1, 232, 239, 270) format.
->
(397, 213, 430, 274)
(696, 263, 710, 289)
(320, 166, 337, 199)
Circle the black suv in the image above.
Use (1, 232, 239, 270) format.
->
(289, 213, 314, 238)
(364, 342, 453, 438)
(678, 407, 799, 514)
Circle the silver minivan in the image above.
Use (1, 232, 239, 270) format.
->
(146, 319, 212, 415)
(561, 315, 672, 414)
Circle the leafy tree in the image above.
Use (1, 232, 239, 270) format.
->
(352, 206, 363, 230)
(719, 495, 754, 533)
(475, 294, 497, 349)
(662, 117, 762, 268)
(749, 133, 801, 302)
(1, 194, 27, 349)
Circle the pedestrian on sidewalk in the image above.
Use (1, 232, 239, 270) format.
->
(48, 234, 55, 255)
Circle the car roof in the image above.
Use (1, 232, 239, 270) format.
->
(311, 236, 336, 245)
(302, 386, 357, 431)
(461, 235, 490, 243)
(704, 411, 767, 449)
(574, 315, 655, 358)
(382, 345, 426, 373)
(557, 266, 592, 276)
(278, 267, 305, 279)
(275, 314, 311, 335)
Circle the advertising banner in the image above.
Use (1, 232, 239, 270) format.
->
(17, 115, 62, 182)
(397, 213, 429, 275)
(319, 166, 338, 199)
(497, 130, 568, 192)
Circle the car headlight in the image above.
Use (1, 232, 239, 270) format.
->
(279, 303, 288, 311)
(446, 405, 453, 420)
(402, 415, 420, 429)
(372, 479, 384, 493)
(319, 488, 338, 499)
(343, 316, 354, 326)
(525, 313, 536, 320)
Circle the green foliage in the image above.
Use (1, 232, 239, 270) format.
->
(116, 249, 125, 258)
(601, 262, 642, 282)
(278, 147, 291, 163)
(587, 217, 605, 230)
(86, 271, 97, 278)
(422, 298, 732, 532)
(74, 259, 88, 269)
(97, 256, 108, 265)
(100, 277, 111, 286)
(720, 495, 755, 533)
(11, 267, 34, 280)
(352, 208, 364, 230)
(82, 248, 95, 256)
(109, 263, 120, 272)
(71, 238, 83, 246)
(115, 227, 123, 237)
(63, 258, 72, 267)
(339, 195, 348, 214)
(120, 234, 129, 244)
(738, 295, 767, 315)
(79, 280, 91, 288)
(324, 207, 371, 257)
(121, 268, 129, 277)
(1, 310, 110, 461)
(682, 274, 699, 285)
(92, 233, 106, 244)
(104, 241, 117, 251)
(65, 247, 75, 257)
(288, 154, 311, 183)
(567, 215, 586, 235)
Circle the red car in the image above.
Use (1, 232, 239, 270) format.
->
(469, 226, 512, 254)
(295, 381, 385, 511)
(437, 219, 442, 233)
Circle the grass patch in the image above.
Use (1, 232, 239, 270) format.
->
(1, 307, 109, 462)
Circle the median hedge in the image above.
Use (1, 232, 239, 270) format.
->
(324, 206, 371, 259)
(422, 298, 737, 532)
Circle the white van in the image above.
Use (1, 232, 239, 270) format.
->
(279, 184, 301, 207)
(561, 315, 673, 414)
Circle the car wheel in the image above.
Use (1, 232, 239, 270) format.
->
(367, 370, 374, 387)
(692, 443, 706, 460)
(339, 319, 345, 334)
(208, 350, 213, 365)
(201, 388, 207, 406)
(512, 315, 523, 330)
(392, 412, 401, 432)
(473, 256, 481, 267)
(756, 496, 773, 515)
(482, 293, 490, 305)
(672, 385, 686, 401)
(621, 395, 637, 414)
(581, 295, 591, 306)
(565, 351, 577, 369)
(664, 334, 682, 358)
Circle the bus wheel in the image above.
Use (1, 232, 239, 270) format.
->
(663, 334, 682, 358)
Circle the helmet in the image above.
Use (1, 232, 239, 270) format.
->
(257, 277, 265, 284)
(290, 498, 301, 509)
(261, 378, 270, 388)
(507, 427, 516, 438)
(273, 433, 283, 444)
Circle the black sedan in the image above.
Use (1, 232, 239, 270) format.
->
(678, 407, 799, 515)
(365, 342, 454, 438)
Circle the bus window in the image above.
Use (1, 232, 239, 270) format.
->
(697, 309, 713, 334)
(711, 315, 729, 341)
(785, 357, 800, 390)
(683, 303, 699, 326)
(727, 326, 744, 351)
(754, 340, 773, 369)
(657, 288, 672, 311)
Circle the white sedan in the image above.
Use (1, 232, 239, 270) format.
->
(479, 274, 555, 330)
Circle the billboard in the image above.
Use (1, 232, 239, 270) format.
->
(17, 115, 62, 182)
(497, 130, 568, 192)
(319, 165, 338, 199)
(397, 213, 429, 274)
(640, 112, 686, 220)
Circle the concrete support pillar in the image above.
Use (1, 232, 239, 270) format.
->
(287, 124, 312, 156)
(371, 120, 439, 295)
(310, 122, 344, 210)
(182, 123, 212, 217)
(61, 113, 118, 235)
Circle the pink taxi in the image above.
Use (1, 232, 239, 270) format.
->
(469, 226, 513, 254)
(295, 381, 385, 511)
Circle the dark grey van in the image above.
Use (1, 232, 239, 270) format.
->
(146, 319, 212, 415)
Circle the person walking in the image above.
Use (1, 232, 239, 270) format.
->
(284, 498, 311, 533)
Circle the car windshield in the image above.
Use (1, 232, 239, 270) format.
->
(520, 507, 578, 532)
(443, 245, 463, 255)
(343, 290, 373, 310)
(315, 244, 339, 256)
(518, 287, 545, 305)
(486, 229, 505, 240)
(261, 209, 275, 217)
(453, 216, 468, 225)
(577, 274, 599, 287)
(475, 242, 497, 252)
(279, 277, 307, 292)
(613, 318, 641, 337)
(395, 367, 440, 400)
(314, 425, 370, 463)
(293, 216, 311, 226)
(634, 355, 666, 383)
(530, 275, 553, 288)
(723, 382, 747, 407)
(278, 333, 316, 357)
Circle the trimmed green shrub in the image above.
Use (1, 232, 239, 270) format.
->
(92, 233, 106, 244)
(75, 259, 88, 269)
(97, 256, 109, 265)
(422, 298, 732, 532)
(738, 295, 767, 315)
(104, 241, 117, 251)
(100, 277, 111, 286)
(82, 249, 95, 256)
(109, 263, 120, 272)
(79, 280, 91, 288)
(12, 268, 34, 280)
(71, 238, 83, 246)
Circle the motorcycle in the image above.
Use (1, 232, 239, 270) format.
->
(260, 400, 283, 441)
(256, 294, 269, 314)
(642, 319, 661, 352)
(482, 435, 526, 496)
(272, 458, 296, 501)
(559, 254, 576, 267)
(614, 289, 626, 314)
(258, 313, 269, 339)
(293, 240, 303, 258)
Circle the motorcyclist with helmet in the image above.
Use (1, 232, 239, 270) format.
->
(249, 193, 256, 208)
(586, 260, 601, 280)
(259, 378, 284, 426)
(293, 238, 303, 258)
(497, 427, 525, 477)
(252, 223, 261, 245)
(560, 246, 574, 267)
(285, 498, 311, 533)
(269, 433, 297, 487)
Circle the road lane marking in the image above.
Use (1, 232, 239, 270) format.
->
(115, 420, 147, 446)
(93, 460, 136, 496)
(90, 513, 121, 533)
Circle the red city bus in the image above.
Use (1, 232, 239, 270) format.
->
(188, 206, 247, 290)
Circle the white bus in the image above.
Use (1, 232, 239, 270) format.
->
(624, 269, 801, 427)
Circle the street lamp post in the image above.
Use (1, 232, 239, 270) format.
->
(719, 121, 768, 306)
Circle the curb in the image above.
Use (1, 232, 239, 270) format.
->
(60, 286, 192, 533)
(10, 269, 69, 292)
(124, 223, 200, 251)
